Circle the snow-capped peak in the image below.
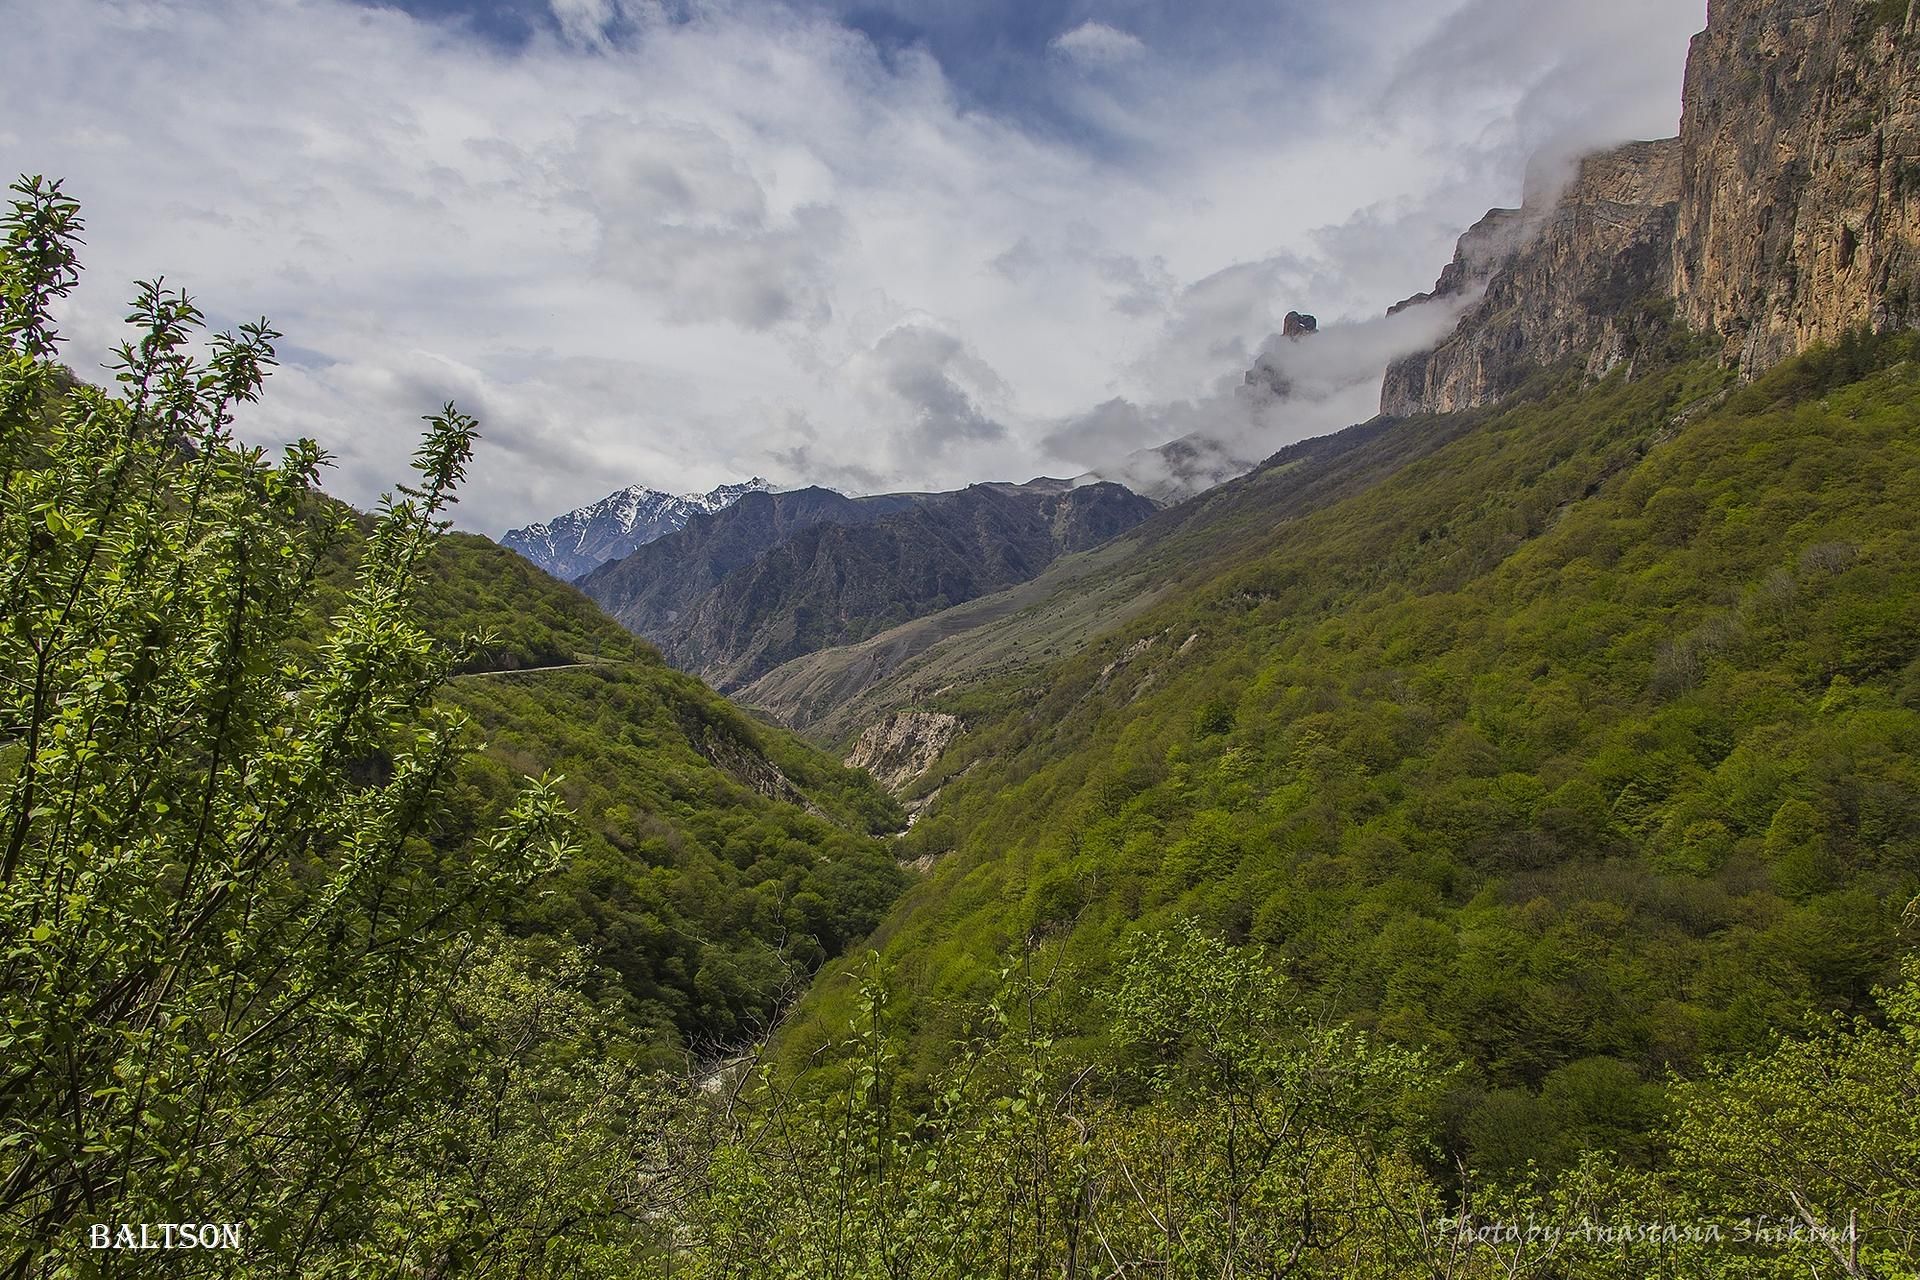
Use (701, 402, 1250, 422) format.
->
(501, 478, 774, 581)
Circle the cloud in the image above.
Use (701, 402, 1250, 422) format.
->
(550, 0, 666, 51)
(1378, 0, 1701, 190)
(1049, 21, 1147, 66)
(4, 0, 1706, 533)
(851, 323, 1010, 456)
(570, 115, 845, 329)
(1053, 299, 1474, 499)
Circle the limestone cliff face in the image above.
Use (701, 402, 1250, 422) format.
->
(1384, 0, 1920, 416)
(1382, 140, 1682, 417)
(1673, 0, 1920, 373)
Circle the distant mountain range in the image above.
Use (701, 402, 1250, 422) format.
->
(576, 479, 1157, 691)
(500, 478, 771, 579)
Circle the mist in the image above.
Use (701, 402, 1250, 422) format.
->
(1058, 293, 1474, 501)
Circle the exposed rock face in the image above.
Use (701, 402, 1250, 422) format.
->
(1386, 208, 1531, 319)
(1244, 308, 1321, 398)
(581, 480, 1157, 692)
(845, 709, 962, 795)
(1384, 0, 1920, 417)
(1382, 140, 1683, 417)
(695, 725, 828, 820)
(1672, 0, 1920, 373)
(576, 485, 922, 644)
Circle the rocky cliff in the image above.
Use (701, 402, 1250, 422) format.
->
(1673, 0, 1920, 372)
(1385, 0, 1920, 415)
(845, 709, 962, 795)
(1382, 141, 1683, 416)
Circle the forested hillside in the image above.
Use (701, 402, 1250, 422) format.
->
(318, 525, 907, 1051)
(0, 180, 907, 1272)
(10, 0, 1920, 1269)
(789, 337, 1920, 1149)
(673, 331, 1917, 1278)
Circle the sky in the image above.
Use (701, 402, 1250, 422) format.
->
(3, 0, 1705, 533)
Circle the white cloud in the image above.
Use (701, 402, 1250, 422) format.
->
(1055, 297, 1475, 498)
(550, 0, 665, 51)
(570, 115, 845, 329)
(2, 0, 1706, 533)
(1049, 21, 1147, 66)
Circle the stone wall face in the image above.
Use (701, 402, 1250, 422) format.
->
(1382, 141, 1682, 417)
(1382, 0, 1920, 416)
(1672, 0, 1920, 373)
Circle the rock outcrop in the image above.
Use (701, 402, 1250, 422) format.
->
(1672, 0, 1920, 373)
(1384, 0, 1920, 416)
(1382, 140, 1683, 416)
(845, 709, 962, 795)
(1386, 208, 1531, 320)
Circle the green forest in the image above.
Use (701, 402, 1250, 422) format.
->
(314, 524, 908, 1052)
(829, 333, 1920, 1113)
(3, 162, 1918, 1280)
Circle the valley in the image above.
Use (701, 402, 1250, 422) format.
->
(7, 0, 1920, 1275)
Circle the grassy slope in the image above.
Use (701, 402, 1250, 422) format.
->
(779, 340, 1920, 1172)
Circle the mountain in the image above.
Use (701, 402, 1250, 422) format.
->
(21, 0, 1920, 1268)
(748, 0, 1920, 787)
(500, 477, 771, 579)
(1383, 0, 1920, 416)
(575, 485, 926, 655)
(789, 331, 1920, 1117)
(579, 479, 1158, 692)
(758, 0, 1920, 1177)
(738, 419, 1426, 749)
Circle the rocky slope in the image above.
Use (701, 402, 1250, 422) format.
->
(1385, 0, 1920, 415)
(580, 480, 1156, 693)
(844, 710, 963, 795)
(501, 478, 770, 579)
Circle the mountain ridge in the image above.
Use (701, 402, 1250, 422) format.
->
(501, 477, 771, 579)
(579, 479, 1158, 692)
